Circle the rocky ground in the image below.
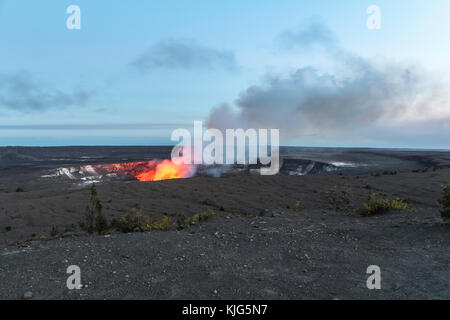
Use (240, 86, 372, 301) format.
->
(0, 147, 449, 299)
(1, 203, 449, 299)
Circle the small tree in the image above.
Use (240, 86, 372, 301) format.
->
(81, 184, 108, 233)
(439, 185, 450, 221)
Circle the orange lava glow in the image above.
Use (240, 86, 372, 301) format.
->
(98, 160, 196, 181)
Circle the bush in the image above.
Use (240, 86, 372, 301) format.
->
(438, 185, 450, 220)
(292, 201, 302, 212)
(358, 193, 408, 215)
(111, 209, 216, 233)
(80, 185, 217, 234)
(50, 226, 60, 237)
(110, 208, 152, 233)
(326, 186, 352, 212)
(175, 209, 215, 229)
(151, 215, 174, 231)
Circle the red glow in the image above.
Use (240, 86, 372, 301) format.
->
(96, 160, 195, 181)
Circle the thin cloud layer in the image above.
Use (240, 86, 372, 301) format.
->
(131, 39, 238, 72)
(0, 71, 93, 112)
(0, 122, 190, 130)
(276, 21, 337, 50)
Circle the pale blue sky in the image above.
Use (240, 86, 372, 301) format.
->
(0, 0, 449, 147)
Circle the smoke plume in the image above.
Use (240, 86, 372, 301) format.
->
(206, 23, 450, 144)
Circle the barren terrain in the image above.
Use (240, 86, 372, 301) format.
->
(0, 147, 449, 299)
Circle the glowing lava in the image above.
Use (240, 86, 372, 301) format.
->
(98, 160, 196, 181)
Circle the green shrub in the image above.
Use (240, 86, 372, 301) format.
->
(358, 193, 408, 215)
(50, 226, 60, 237)
(175, 209, 215, 229)
(109, 208, 211, 233)
(110, 208, 151, 233)
(292, 201, 302, 212)
(326, 186, 352, 212)
(151, 215, 175, 231)
(438, 185, 450, 220)
(80, 188, 217, 235)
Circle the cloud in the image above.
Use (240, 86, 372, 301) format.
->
(207, 22, 450, 145)
(130, 39, 238, 72)
(275, 19, 337, 51)
(0, 71, 94, 112)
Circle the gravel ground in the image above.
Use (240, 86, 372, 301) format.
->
(1, 206, 449, 300)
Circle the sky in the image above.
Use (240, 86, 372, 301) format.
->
(0, 0, 449, 148)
